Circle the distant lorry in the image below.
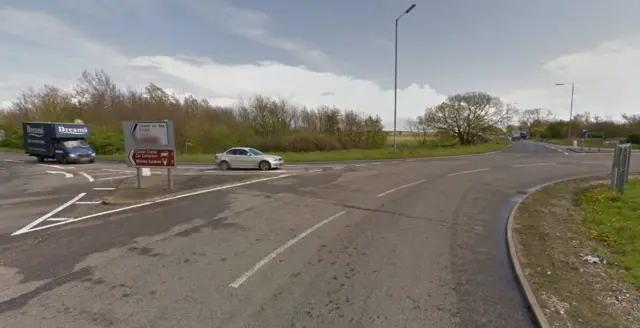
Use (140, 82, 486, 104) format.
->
(22, 122, 96, 163)
(519, 130, 529, 140)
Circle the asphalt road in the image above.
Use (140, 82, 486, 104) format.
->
(0, 142, 635, 328)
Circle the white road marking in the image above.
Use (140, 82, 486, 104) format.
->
(512, 163, 556, 168)
(229, 210, 347, 288)
(79, 171, 95, 182)
(96, 175, 134, 181)
(93, 187, 116, 191)
(333, 166, 345, 170)
(545, 145, 568, 155)
(38, 164, 74, 169)
(371, 162, 381, 165)
(581, 161, 609, 164)
(308, 169, 322, 173)
(46, 218, 70, 221)
(447, 168, 491, 176)
(100, 168, 135, 172)
(46, 171, 74, 178)
(391, 161, 400, 164)
(354, 164, 367, 167)
(377, 180, 426, 197)
(87, 172, 126, 176)
(14, 174, 295, 235)
(75, 201, 102, 205)
(12, 193, 86, 235)
(3, 159, 24, 163)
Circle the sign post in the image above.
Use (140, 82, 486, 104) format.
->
(123, 121, 176, 189)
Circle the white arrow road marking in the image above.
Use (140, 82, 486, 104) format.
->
(12, 193, 86, 235)
(46, 171, 74, 178)
(38, 164, 74, 169)
(79, 172, 95, 182)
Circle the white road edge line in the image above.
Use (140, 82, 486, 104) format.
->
(229, 210, 347, 288)
(354, 164, 367, 167)
(79, 171, 95, 182)
(333, 166, 345, 170)
(93, 187, 116, 191)
(75, 201, 102, 205)
(447, 168, 491, 176)
(38, 164, 74, 169)
(377, 179, 426, 197)
(512, 163, 557, 168)
(308, 169, 321, 173)
(46, 171, 74, 178)
(3, 159, 24, 163)
(14, 174, 295, 235)
(12, 193, 86, 235)
(101, 169, 135, 173)
(46, 218, 70, 221)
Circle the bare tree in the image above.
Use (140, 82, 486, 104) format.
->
(423, 92, 506, 145)
(519, 108, 554, 127)
(406, 116, 432, 146)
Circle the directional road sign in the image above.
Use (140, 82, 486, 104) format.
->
(123, 120, 176, 168)
(128, 149, 176, 168)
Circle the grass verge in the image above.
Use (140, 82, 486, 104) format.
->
(95, 141, 507, 163)
(512, 177, 640, 328)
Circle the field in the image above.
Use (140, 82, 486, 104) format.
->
(2, 135, 508, 163)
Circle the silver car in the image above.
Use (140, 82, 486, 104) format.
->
(215, 147, 284, 171)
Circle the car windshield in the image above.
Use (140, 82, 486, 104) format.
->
(62, 139, 90, 148)
(248, 148, 264, 156)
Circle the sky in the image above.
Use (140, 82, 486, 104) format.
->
(0, 0, 638, 129)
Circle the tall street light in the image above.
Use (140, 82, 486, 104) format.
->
(393, 4, 416, 152)
(555, 82, 575, 139)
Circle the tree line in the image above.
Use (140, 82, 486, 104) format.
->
(0, 70, 390, 154)
(512, 108, 639, 141)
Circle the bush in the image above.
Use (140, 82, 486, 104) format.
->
(626, 134, 640, 145)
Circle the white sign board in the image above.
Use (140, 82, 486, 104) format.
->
(131, 122, 169, 146)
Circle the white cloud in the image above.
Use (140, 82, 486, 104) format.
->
(501, 39, 640, 121)
(0, 7, 444, 129)
(182, 0, 337, 71)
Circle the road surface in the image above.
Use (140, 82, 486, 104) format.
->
(0, 142, 635, 328)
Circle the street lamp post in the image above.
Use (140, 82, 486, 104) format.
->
(393, 4, 416, 152)
(555, 82, 575, 138)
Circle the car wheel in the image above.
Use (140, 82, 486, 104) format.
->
(259, 161, 271, 171)
(36, 156, 45, 163)
(219, 161, 230, 170)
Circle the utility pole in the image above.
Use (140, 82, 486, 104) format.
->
(555, 82, 575, 138)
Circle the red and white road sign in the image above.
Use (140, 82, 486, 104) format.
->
(127, 149, 176, 168)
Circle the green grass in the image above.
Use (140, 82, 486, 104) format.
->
(1, 139, 507, 163)
(95, 141, 506, 163)
(0, 147, 22, 153)
(579, 180, 640, 287)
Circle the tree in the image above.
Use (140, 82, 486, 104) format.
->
(422, 92, 506, 145)
(406, 116, 433, 146)
(519, 108, 554, 128)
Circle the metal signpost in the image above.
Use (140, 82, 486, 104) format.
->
(0, 129, 4, 142)
(585, 131, 604, 152)
(123, 120, 176, 189)
(610, 143, 632, 194)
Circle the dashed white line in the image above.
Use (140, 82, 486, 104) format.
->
(308, 169, 322, 173)
(447, 168, 491, 176)
(229, 210, 347, 288)
(46, 218, 70, 222)
(333, 166, 345, 170)
(371, 162, 381, 165)
(100, 168, 135, 173)
(377, 180, 426, 197)
(3, 159, 24, 163)
(93, 187, 116, 191)
(12, 193, 86, 235)
(96, 175, 134, 181)
(46, 170, 74, 178)
(354, 164, 367, 167)
(75, 201, 102, 205)
(38, 164, 74, 169)
(79, 171, 95, 182)
(512, 163, 556, 168)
